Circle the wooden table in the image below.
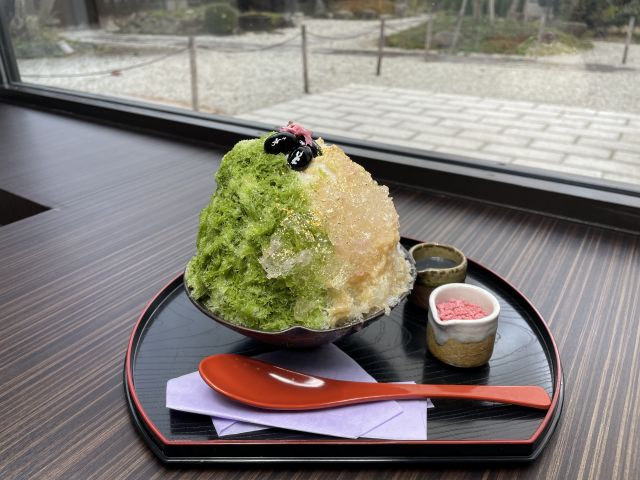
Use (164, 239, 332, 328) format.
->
(1, 103, 638, 479)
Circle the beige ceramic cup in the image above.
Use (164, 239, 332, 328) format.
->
(427, 283, 500, 368)
(408, 243, 467, 310)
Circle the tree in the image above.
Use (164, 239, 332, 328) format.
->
(11, 0, 57, 31)
(450, 0, 469, 52)
(473, 0, 482, 19)
(36, 0, 56, 25)
(570, 0, 639, 29)
(507, 0, 522, 19)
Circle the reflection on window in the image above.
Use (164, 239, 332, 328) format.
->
(4, 0, 640, 186)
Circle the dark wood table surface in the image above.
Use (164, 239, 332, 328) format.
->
(1, 103, 638, 479)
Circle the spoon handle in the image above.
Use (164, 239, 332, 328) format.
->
(376, 383, 551, 409)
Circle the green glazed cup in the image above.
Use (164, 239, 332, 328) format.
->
(408, 243, 467, 310)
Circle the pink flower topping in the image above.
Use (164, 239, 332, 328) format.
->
(279, 122, 313, 146)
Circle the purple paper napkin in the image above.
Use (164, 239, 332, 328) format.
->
(213, 418, 268, 436)
(212, 386, 430, 440)
(166, 344, 431, 439)
(166, 372, 401, 438)
(358, 387, 430, 440)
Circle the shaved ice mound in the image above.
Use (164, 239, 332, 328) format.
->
(185, 128, 413, 332)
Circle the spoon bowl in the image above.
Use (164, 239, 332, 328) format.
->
(199, 354, 551, 410)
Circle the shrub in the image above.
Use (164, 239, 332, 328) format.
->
(204, 4, 239, 35)
(114, 8, 205, 35)
(552, 21, 589, 37)
(334, 0, 394, 15)
(10, 15, 64, 59)
(238, 11, 291, 31)
(333, 10, 355, 20)
(237, 0, 290, 12)
(354, 9, 378, 19)
(569, 0, 640, 30)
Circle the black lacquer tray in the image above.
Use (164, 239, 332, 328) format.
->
(124, 238, 563, 464)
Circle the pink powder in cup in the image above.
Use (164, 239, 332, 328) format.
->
(436, 299, 487, 321)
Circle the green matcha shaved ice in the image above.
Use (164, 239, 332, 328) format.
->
(185, 136, 333, 331)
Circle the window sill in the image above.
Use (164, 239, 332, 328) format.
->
(2, 82, 639, 234)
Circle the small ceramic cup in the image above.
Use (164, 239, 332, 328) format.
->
(408, 243, 467, 310)
(427, 283, 500, 368)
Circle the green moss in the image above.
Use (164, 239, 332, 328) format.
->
(385, 16, 592, 56)
(185, 136, 332, 331)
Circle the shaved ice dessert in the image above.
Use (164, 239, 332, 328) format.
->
(185, 124, 413, 332)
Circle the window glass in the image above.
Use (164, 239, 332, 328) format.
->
(4, 0, 640, 186)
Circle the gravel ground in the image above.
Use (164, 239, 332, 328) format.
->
(17, 18, 640, 115)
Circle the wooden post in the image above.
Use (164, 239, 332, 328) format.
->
(376, 17, 385, 76)
(622, 16, 636, 65)
(424, 8, 434, 60)
(489, 0, 495, 24)
(301, 25, 309, 94)
(450, 0, 467, 53)
(188, 37, 199, 112)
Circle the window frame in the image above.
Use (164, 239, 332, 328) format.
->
(0, 6, 18, 86)
(0, 8, 639, 234)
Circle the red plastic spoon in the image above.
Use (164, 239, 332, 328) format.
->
(199, 354, 551, 410)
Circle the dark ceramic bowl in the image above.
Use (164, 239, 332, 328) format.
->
(408, 242, 467, 310)
(185, 245, 416, 348)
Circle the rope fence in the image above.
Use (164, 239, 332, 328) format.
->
(19, 33, 303, 79)
(306, 28, 377, 41)
(21, 46, 188, 78)
(197, 33, 301, 53)
(19, 14, 637, 109)
(21, 15, 431, 79)
(383, 19, 429, 33)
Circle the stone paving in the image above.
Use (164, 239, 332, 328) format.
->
(235, 85, 640, 186)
